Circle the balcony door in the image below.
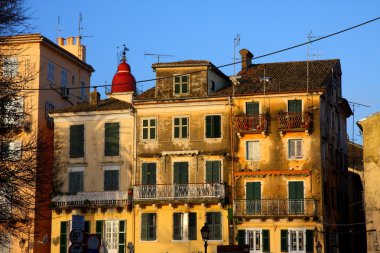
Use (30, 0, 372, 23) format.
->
(173, 162, 189, 197)
(105, 220, 119, 253)
(246, 229, 262, 253)
(246, 182, 261, 214)
(288, 181, 304, 215)
(142, 163, 156, 198)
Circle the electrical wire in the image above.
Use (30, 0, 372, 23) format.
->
(9, 16, 380, 92)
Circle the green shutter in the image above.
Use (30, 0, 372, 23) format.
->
(60, 221, 67, 253)
(288, 100, 302, 113)
(181, 162, 189, 184)
(263, 230, 270, 252)
(206, 116, 212, 138)
(214, 115, 221, 138)
(148, 163, 156, 185)
(119, 220, 126, 253)
(246, 102, 259, 114)
(246, 182, 261, 200)
(141, 214, 147, 240)
(188, 213, 197, 240)
(142, 163, 148, 184)
(173, 213, 183, 240)
(206, 161, 213, 183)
(173, 162, 180, 184)
(289, 181, 304, 199)
(281, 230, 288, 252)
(70, 125, 84, 158)
(237, 230, 246, 245)
(96, 220, 103, 239)
(84, 221, 90, 237)
(306, 230, 313, 253)
(105, 123, 119, 156)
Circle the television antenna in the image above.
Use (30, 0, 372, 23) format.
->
(233, 33, 240, 75)
(348, 101, 370, 143)
(56, 16, 63, 38)
(78, 12, 93, 40)
(144, 52, 174, 63)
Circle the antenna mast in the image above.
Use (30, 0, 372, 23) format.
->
(348, 101, 370, 143)
(144, 52, 174, 63)
(56, 16, 62, 38)
(233, 33, 240, 75)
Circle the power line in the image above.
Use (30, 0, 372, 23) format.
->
(14, 16, 380, 91)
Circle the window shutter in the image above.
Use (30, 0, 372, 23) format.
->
(141, 214, 147, 240)
(306, 230, 313, 253)
(281, 230, 288, 252)
(60, 221, 67, 253)
(262, 230, 270, 252)
(105, 123, 119, 156)
(70, 125, 84, 158)
(118, 220, 126, 253)
(214, 115, 221, 138)
(142, 163, 148, 184)
(246, 182, 260, 200)
(205, 116, 212, 138)
(173, 213, 183, 240)
(205, 161, 213, 183)
(213, 161, 221, 183)
(84, 221, 90, 237)
(113, 170, 120, 190)
(181, 162, 189, 184)
(96, 220, 103, 239)
(253, 141, 260, 160)
(246, 141, 253, 160)
(237, 230, 246, 245)
(173, 163, 180, 184)
(188, 212, 197, 240)
(214, 213, 222, 240)
(296, 140, 303, 158)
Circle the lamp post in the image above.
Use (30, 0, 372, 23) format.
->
(200, 223, 210, 253)
(315, 241, 322, 253)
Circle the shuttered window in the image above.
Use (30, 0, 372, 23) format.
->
(262, 230, 270, 252)
(281, 229, 288, 252)
(206, 212, 222, 240)
(96, 220, 104, 239)
(141, 213, 156, 241)
(237, 230, 246, 245)
(246, 102, 259, 114)
(205, 115, 221, 138)
(246, 140, 261, 160)
(173, 162, 189, 184)
(84, 221, 90, 237)
(288, 100, 302, 113)
(171, 213, 196, 241)
(188, 212, 197, 240)
(141, 163, 156, 185)
(288, 139, 303, 159)
(173, 213, 183, 240)
(105, 123, 119, 156)
(104, 170, 119, 191)
(60, 221, 67, 253)
(119, 220, 126, 253)
(68, 171, 83, 194)
(306, 230, 313, 253)
(69, 125, 84, 158)
(205, 161, 221, 183)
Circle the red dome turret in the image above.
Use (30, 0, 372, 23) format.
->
(111, 52, 136, 93)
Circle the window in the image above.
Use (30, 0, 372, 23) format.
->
(205, 161, 221, 183)
(288, 100, 302, 113)
(48, 61, 55, 81)
(246, 140, 260, 160)
(289, 229, 306, 253)
(4, 97, 24, 126)
(61, 69, 68, 87)
(206, 212, 222, 240)
(142, 118, 156, 140)
(0, 141, 22, 161)
(141, 213, 156, 241)
(246, 102, 259, 114)
(174, 75, 189, 95)
(205, 115, 221, 138)
(288, 181, 304, 215)
(246, 182, 261, 214)
(96, 220, 126, 253)
(81, 81, 86, 99)
(173, 117, 188, 139)
(45, 102, 55, 119)
(104, 167, 119, 191)
(237, 229, 270, 253)
(59, 221, 69, 253)
(68, 170, 84, 194)
(211, 80, 215, 91)
(288, 139, 303, 159)
(2, 57, 18, 78)
(173, 212, 197, 241)
(71, 75, 75, 86)
(141, 163, 156, 185)
(0, 234, 10, 253)
(69, 125, 84, 158)
(105, 123, 120, 156)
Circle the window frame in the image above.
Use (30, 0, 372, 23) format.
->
(142, 118, 157, 141)
(48, 61, 55, 81)
(288, 99, 302, 113)
(103, 165, 120, 191)
(172, 212, 197, 241)
(173, 116, 189, 139)
(206, 212, 222, 241)
(141, 162, 157, 185)
(2, 56, 18, 78)
(61, 69, 68, 87)
(69, 124, 85, 158)
(245, 101, 260, 115)
(288, 139, 303, 160)
(173, 74, 190, 95)
(288, 228, 306, 253)
(246, 140, 261, 161)
(104, 122, 120, 157)
(68, 167, 84, 194)
(141, 213, 157, 241)
(205, 160, 222, 184)
(205, 114, 222, 139)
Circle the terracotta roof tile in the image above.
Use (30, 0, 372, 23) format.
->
(51, 98, 132, 114)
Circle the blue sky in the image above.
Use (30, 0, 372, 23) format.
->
(27, 0, 380, 144)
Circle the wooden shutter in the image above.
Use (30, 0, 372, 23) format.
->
(306, 230, 313, 253)
(289, 140, 295, 158)
(205, 116, 212, 138)
(237, 230, 246, 245)
(70, 125, 84, 158)
(281, 230, 288, 252)
(173, 162, 180, 184)
(206, 161, 213, 183)
(246, 102, 259, 114)
(289, 181, 304, 199)
(288, 100, 302, 113)
(214, 212, 222, 240)
(246, 182, 261, 200)
(262, 230, 270, 252)
(148, 163, 156, 185)
(173, 213, 183, 240)
(59, 221, 67, 253)
(188, 212, 197, 240)
(141, 163, 148, 185)
(141, 214, 147, 240)
(214, 115, 221, 138)
(118, 220, 126, 253)
(181, 162, 189, 184)
(96, 220, 103, 239)
(105, 123, 119, 156)
(84, 221, 90, 237)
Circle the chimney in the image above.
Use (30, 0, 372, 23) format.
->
(90, 87, 100, 107)
(239, 49, 254, 70)
(56, 37, 65, 46)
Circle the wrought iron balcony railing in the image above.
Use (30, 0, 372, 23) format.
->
(52, 191, 129, 208)
(278, 112, 312, 131)
(234, 199, 315, 217)
(133, 183, 225, 203)
(234, 114, 268, 133)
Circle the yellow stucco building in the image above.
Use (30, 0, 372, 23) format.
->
(0, 34, 93, 253)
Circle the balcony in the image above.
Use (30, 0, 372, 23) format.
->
(234, 114, 268, 133)
(52, 191, 129, 208)
(234, 199, 316, 217)
(133, 183, 225, 204)
(278, 112, 312, 134)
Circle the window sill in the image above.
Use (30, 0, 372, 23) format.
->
(139, 240, 158, 243)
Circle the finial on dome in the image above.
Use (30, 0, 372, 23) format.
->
(121, 44, 129, 62)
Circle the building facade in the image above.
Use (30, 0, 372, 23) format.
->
(0, 34, 93, 253)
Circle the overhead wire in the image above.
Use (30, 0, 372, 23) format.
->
(11, 16, 380, 92)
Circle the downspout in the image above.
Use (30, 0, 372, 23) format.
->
(132, 103, 137, 248)
(229, 95, 236, 245)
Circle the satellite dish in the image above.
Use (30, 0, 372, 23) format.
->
(38, 234, 48, 245)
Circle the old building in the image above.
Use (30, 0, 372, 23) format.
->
(358, 112, 380, 253)
(212, 49, 352, 253)
(49, 52, 135, 253)
(132, 60, 232, 253)
(0, 34, 93, 253)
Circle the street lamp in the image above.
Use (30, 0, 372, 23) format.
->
(315, 241, 322, 253)
(200, 223, 210, 253)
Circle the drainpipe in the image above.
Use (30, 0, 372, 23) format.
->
(132, 103, 137, 248)
(229, 96, 236, 245)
